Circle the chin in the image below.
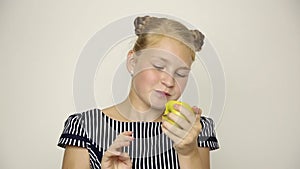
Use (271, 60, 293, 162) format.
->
(151, 104, 165, 111)
(149, 98, 168, 110)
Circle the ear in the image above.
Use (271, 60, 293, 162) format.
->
(126, 50, 136, 75)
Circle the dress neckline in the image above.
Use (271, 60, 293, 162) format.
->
(97, 108, 163, 124)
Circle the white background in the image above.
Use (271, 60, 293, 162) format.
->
(1, 0, 299, 169)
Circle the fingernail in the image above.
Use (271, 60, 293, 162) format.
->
(194, 108, 200, 114)
(173, 104, 179, 109)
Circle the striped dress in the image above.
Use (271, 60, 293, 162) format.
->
(57, 108, 219, 169)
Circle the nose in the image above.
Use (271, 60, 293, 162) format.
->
(161, 72, 175, 88)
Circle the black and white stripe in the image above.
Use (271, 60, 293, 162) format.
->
(58, 108, 219, 169)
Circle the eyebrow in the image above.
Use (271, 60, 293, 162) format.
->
(179, 67, 191, 71)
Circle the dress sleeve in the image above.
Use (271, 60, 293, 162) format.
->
(198, 116, 220, 150)
(57, 113, 90, 148)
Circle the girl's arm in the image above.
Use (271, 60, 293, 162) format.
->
(62, 146, 90, 169)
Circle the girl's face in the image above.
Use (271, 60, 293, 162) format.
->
(128, 37, 193, 111)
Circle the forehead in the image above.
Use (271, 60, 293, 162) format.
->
(141, 37, 194, 66)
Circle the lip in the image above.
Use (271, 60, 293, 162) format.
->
(155, 90, 171, 97)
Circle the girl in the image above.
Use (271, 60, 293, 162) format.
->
(58, 16, 219, 169)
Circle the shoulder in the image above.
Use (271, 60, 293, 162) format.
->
(198, 116, 220, 150)
(199, 116, 217, 136)
(60, 108, 105, 136)
(58, 108, 103, 148)
(62, 108, 101, 124)
(200, 116, 215, 123)
(66, 108, 103, 120)
(200, 116, 216, 130)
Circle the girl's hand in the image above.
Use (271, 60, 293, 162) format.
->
(162, 105, 202, 155)
(101, 131, 134, 169)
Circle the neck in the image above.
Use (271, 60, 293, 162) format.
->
(115, 98, 163, 122)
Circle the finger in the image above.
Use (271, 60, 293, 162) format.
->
(114, 135, 134, 143)
(193, 113, 202, 132)
(118, 131, 134, 139)
(108, 132, 134, 156)
(162, 120, 187, 140)
(118, 152, 130, 160)
(192, 106, 202, 116)
(106, 149, 122, 156)
(174, 104, 195, 124)
(167, 112, 191, 130)
(119, 153, 130, 161)
(118, 153, 132, 166)
(161, 124, 182, 144)
(114, 131, 135, 142)
(121, 131, 134, 136)
(109, 140, 132, 153)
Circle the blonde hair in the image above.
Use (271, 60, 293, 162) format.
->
(133, 16, 205, 60)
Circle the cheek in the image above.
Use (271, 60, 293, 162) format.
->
(133, 70, 160, 89)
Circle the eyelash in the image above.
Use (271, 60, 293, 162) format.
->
(153, 64, 189, 77)
(153, 64, 164, 70)
(175, 72, 188, 78)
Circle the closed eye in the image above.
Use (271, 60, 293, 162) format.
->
(175, 69, 190, 78)
(175, 72, 188, 77)
(153, 64, 165, 70)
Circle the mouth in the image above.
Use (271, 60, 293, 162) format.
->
(155, 90, 171, 97)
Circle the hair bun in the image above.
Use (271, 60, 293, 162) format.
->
(133, 15, 205, 57)
(134, 16, 151, 35)
(191, 30, 205, 51)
